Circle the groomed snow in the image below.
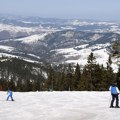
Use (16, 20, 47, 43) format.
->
(0, 91, 119, 120)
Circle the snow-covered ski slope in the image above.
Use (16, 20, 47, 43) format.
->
(0, 91, 119, 120)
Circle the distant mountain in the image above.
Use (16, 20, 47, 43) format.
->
(0, 15, 120, 72)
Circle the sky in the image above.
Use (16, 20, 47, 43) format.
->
(0, 0, 120, 21)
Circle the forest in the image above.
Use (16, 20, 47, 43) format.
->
(0, 51, 120, 91)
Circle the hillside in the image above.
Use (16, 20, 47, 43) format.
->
(0, 57, 48, 91)
(0, 15, 120, 72)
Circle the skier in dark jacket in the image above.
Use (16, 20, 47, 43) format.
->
(6, 89, 14, 101)
(109, 83, 119, 108)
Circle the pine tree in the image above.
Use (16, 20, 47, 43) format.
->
(45, 65, 55, 91)
(58, 71, 65, 91)
(106, 55, 115, 87)
(85, 52, 97, 90)
(73, 64, 81, 90)
(116, 66, 120, 89)
(112, 40, 120, 55)
(78, 67, 88, 91)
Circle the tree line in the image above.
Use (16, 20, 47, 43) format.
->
(0, 52, 120, 92)
(44, 52, 120, 91)
(0, 57, 46, 91)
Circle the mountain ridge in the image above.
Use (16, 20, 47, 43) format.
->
(0, 15, 120, 72)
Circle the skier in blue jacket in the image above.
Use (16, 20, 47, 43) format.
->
(7, 89, 14, 101)
(109, 83, 119, 108)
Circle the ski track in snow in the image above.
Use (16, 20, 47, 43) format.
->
(0, 91, 120, 120)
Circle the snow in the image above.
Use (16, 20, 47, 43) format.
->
(74, 44, 89, 49)
(71, 20, 117, 26)
(0, 53, 40, 64)
(21, 21, 39, 24)
(61, 26, 76, 30)
(110, 26, 120, 34)
(71, 20, 95, 26)
(13, 33, 48, 44)
(22, 59, 39, 63)
(0, 53, 18, 58)
(0, 45, 14, 52)
(54, 45, 107, 66)
(93, 49, 109, 66)
(53, 43, 118, 72)
(28, 54, 40, 59)
(61, 31, 74, 38)
(0, 91, 119, 120)
(90, 34, 103, 41)
(0, 23, 36, 34)
(0, 23, 58, 37)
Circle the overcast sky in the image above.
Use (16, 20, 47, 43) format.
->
(0, 0, 120, 21)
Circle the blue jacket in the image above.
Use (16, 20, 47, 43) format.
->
(7, 90, 13, 96)
(109, 86, 119, 94)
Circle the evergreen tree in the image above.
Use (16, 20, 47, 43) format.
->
(106, 55, 115, 88)
(78, 67, 89, 90)
(73, 64, 81, 90)
(112, 40, 120, 55)
(85, 52, 96, 90)
(45, 65, 55, 91)
(116, 66, 120, 89)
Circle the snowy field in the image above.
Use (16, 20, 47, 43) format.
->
(0, 91, 120, 120)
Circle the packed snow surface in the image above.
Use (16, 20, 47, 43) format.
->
(0, 91, 119, 120)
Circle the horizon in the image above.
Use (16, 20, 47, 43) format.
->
(0, 0, 120, 21)
(0, 13, 118, 23)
